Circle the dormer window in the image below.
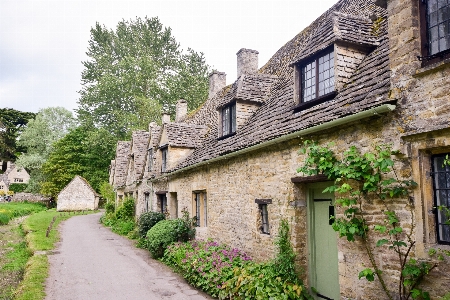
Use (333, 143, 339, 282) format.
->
(220, 102, 236, 137)
(301, 49, 335, 103)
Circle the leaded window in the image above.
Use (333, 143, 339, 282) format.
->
(158, 194, 167, 214)
(426, 0, 450, 56)
(193, 192, 207, 227)
(301, 50, 335, 102)
(221, 103, 236, 137)
(431, 153, 450, 244)
(147, 149, 153, 172)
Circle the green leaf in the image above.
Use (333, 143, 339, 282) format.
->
(376, 239, 389, 247)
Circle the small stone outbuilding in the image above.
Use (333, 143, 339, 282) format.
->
(57, 176, 99, 211)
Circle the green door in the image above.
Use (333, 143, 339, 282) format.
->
(308, 183, 340, 300)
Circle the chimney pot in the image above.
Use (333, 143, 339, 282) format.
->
(236, 48, 259, 78)
(162, 112, 171, 124)
(175, 99, 188, 122)
(209, 70, 227, 99)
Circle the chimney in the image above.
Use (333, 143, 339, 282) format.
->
(148, 122, 157, 132)
(175, 99, 188, 122)
(161, 112, 171, 124)
(209, 70, 227, 98)
(236, 48, 259, 78)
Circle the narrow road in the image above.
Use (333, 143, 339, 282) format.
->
(45, 212, 211, 300)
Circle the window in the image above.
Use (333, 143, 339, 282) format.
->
(301, 50, 335, 103)
(193, 192, 207, 227)
(221, 102, 236, 137)
(147, 149, 153, 172)
(255, 199, 272, 234)
(419, 0, 450, 64)
(259, 204, 269, 234)
(0, 185, 4, 190)
(158, 194, 167, 214)
(161, 147, 168, 172)
(144, 192, 150, 212)
(14, 178, 23, 183)
(431, 153, 450, 244)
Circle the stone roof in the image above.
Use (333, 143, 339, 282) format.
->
(113, 141, 131, 187)
(167, 0, 392, 173)
(131, 130, 150, 180)
(164, 123, 209, 148)
(58, 175, 99, 198)
(216, 73, 278, 108)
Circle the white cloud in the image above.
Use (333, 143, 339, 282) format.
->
(0, 0, 339, 113)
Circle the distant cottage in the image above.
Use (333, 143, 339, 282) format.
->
(0, 161, 30, 193)
(57, 176, 99, 211)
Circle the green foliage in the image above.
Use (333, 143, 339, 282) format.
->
(99, 182, 115, 203)
(137, 211, 165, 239)
(162, 240, 251, 297)
(0, 108, 35, 160)
(0, 213, 10, 225)
(77, 16, 210, 140)
(3, 241, 32, 271)
(273, 219, 300, 283)
(0, 202, 47, 225)
(9, 183, 27, 193)
(146, 211, 195, 259)
(40, 126, 116, 196)
(161, 220, 311, 300)
(101, 197, 136, 236)
(298, 141, 445, 300)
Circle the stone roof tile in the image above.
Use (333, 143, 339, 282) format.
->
(165, 123, 209, 148)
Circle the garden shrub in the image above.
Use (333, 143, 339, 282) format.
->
(0, 212, 10, 225)
(147, 211, 195, 259)
(162, 240, 251, 298)
(138, 211, 165, 238)
(9, 183, 27, 193)
(101, 197, 135, 236)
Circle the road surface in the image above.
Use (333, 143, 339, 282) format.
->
(45, 212, 211, 300)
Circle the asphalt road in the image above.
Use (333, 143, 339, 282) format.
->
(45, 212, 212, 300)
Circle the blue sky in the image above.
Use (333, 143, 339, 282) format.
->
(0, 0, 339, 114)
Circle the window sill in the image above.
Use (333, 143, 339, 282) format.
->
(293, 91, 337, 112)
(414, 56, 450, 77)
(259, 232, 271, 237)
(217, 132, 236, 140)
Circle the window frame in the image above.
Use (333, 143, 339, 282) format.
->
(294, 47, 336, 112)
(418, 0, 450, 66)
(147, 149, 153, 172)
(431, 153, 450, 245)
(255, 199, 272, 235)
(193, 191, 207, 227)
(219, 101, 237, 139)
(160, 146, 168, 173)
(158, 193, 167, 214)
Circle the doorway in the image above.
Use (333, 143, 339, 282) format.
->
(307, 182, 340, 300)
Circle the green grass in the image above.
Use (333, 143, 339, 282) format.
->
(3, 241, 32, 271)
(0, 202, 47, 225)
(14, 255, 47, 300)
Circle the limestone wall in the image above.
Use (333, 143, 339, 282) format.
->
(57, 177, 98, 211)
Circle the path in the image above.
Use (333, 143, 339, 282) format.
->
(45, 212, 211, 300)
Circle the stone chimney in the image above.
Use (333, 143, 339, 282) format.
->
(148, 122, 157, 132)
(236, 48, 259, 78)
(175, 99, 188, 122)
(209, 70, 227, 99)
(162, 112, 171, 124)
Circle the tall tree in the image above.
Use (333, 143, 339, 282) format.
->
(15, 107, 77, 193)
(40, 126, 116, 197)
(15, 107, 77, 171)
(77, 17, 210, 140)
(0, 108, 36, 160)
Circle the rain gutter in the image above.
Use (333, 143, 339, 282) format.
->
(151, 104, 396, 181)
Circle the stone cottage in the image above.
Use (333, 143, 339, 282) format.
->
(110, 0, 450, 298)
(0, 161, 30, 193)
(57, 175, 99, 211)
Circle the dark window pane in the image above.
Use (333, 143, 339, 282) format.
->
(231, 104, 236, 133)
(429, 0, 438, 12)
(438, 0, 448, 10)
(430, 11, 439, 27)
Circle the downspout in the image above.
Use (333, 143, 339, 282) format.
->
(152, 104, 396, 180)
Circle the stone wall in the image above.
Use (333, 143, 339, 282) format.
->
(57, 176, 98, 211)
(236, 102, 260, 129)
(157, 111, 450, 297)
(334, 44, 367, 91)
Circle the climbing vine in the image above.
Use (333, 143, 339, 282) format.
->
(298, 141, 448, 300)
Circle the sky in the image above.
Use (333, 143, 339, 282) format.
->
(0, 0, 339, 114)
